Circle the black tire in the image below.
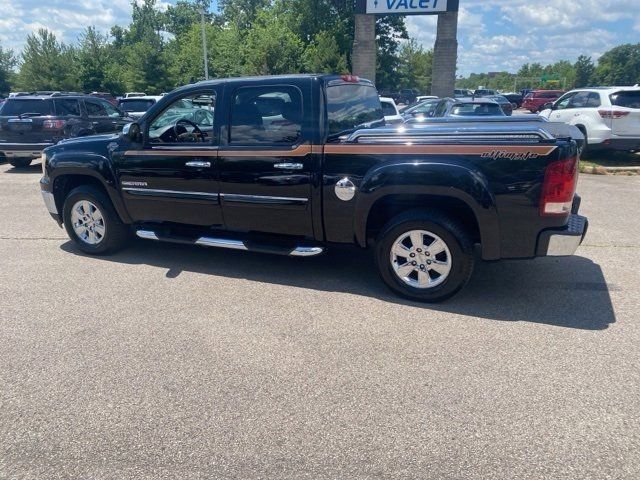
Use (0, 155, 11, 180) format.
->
(62, 185, 130, 255)
(374, 210, 475, 302)
(577, 127, 588, 157)
(9, 158, 32, 168)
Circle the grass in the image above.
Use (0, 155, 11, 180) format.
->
(579, 150, 640, 174)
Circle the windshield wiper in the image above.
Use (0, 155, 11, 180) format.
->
(18, 112, 43, 119)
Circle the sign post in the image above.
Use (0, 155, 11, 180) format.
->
(352, 0, 459, 93)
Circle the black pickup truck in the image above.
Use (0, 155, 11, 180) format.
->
(40, 74, 588, 302)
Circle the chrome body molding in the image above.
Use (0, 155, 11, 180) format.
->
(221, 193, 308, 205)
(41, 191, 58, 215)
(123, 187, 219, 202)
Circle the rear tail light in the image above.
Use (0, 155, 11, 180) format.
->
(540, 156, 578, 216)
(43, 119, 65, 130)
(598, 110, 630, 119)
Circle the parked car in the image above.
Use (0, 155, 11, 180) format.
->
(539, 87, 640, 153)
(39, 74, 587, 302)
(473, 89, 498, 97)
(0, 93, 132, 168)
(124, 92, 146, 98)
(401, 99, 441, 120)
(407, 98, 506, 122)
(502, 92, 524, 109)
(398, 88, 419, 105)
(89, 92, 118, 106)
(454, 89, 473, 98)
(485, 95, 514, 116)
(415, 95, 438, 102)
(522, 90, 565, 113)
(379, 96, 403, 124)
(117, 96, 163, 119)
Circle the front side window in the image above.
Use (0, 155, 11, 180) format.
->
(84, 99, 108, 116)
(326, 83, 383, 138)
(149, 92, 216, 144)
(101, 100, 124, 118)
(230, 86, 302, 144)
(568, 92, 591, 109)
(54, 99, 81, 116)
(555, 93, 576, 110)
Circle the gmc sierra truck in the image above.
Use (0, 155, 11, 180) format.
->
(39, 74, 588, 302)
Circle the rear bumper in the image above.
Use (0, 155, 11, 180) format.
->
(536, 214, 588, 257)
(591, 138, 640, 151)
(0, 142, 53, 159)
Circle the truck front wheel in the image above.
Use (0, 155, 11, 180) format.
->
(62, 185, 129, 255)
(375, 211, 475, 302)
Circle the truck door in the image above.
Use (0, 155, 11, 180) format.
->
(217, 84, 315, 237)
(113, 88, 223, 227)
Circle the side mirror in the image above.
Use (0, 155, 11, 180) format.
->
(122, 122, 141, 142)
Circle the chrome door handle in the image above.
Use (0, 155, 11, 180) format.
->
(185, 160, 211, 168)
(274, 162, 303, 170)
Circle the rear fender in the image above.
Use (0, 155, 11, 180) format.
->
(354, 161, 501, 260)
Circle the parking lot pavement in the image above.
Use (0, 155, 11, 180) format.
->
(0, 161, 639, 479)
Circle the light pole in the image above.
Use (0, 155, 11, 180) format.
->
(201, 8, 209, 80)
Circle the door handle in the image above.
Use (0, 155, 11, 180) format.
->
(185, 160, 211, 168)
(274, 162, 303, 170)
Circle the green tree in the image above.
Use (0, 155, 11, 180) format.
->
(573, 55, 594, 88)
(302, 31, 348, 73)
(76, 27, 110, 91)
(397, 39, 433, 93)
(17, 29, 78, 91)
(217, 0, 270, 31)
(375, 15, 409, 90)
(164, 0, 211, 37)
(595, 44, 640, 86)
(0, 45, 17, 94)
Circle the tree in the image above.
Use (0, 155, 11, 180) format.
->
(76, 27, 110, 91)
(17, 29, 78, 91)
(164, 0, 211, 37)
(0, 45, 16, 94)
(397, 39, 433, 93)
(375, 15, 409, 90)
(217, 0, 270, 31)
(303, 31, 348, 73)
(574, 55, 595, 88)
(595, 44, 640, 86)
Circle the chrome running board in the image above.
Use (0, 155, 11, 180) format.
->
(135, 230, 324, 257)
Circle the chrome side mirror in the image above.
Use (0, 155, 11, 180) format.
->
(122, 122, 141, 142)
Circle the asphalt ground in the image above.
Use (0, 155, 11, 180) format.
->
(0, 161, 638, 479)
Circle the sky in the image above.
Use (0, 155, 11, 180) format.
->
(2, 0, 640, 76)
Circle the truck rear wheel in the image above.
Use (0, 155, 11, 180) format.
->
(375, 210, 475, 302)
(62, 185, 129, 255)
(9, 158, 32, 168)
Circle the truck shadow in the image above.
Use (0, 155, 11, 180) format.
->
(60, 240, 616, 331)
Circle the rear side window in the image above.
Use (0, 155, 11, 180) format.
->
(586, 92, 601, 108)
(326, 84, 383, 137)
(610, 91, 640, 109)
(54, 99, 81, 116)
(230, 85, 302, 144)
(0, 99, 54, 116)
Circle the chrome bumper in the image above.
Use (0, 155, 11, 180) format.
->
(41, 191, 58, 215)
(537, 214, 588, 257)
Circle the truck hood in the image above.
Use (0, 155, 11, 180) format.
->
(57, 133, 120, 145)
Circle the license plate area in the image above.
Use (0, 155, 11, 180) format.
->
(8, 118, 34, 132)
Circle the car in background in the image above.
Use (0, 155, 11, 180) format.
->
(401, 99, 441, 120)
(379, 96, 403, 124)
(474, 88, 498, 97)
(398, 88, 419, 105)
(501, 92, 524, 109)
(405, 97, 506, 123)
(485, 95, 514, 116)
(415, 95, 438, 103)
(454, 88, 473, 98)
(539, 86, 640, 153)
(117, 95, 163, 119)
(520, 88, 533, 98)
(522, 90, 564, 113)
(0, 93, 131, 168)
(89, 91, 118, 106)
(124, 92, 146, 98)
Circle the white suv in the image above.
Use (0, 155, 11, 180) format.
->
(539, 87, 640, 152)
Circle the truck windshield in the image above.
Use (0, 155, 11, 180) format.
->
(326, 84, 383, 138)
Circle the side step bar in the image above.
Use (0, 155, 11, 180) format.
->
(135, 230, 324, 257)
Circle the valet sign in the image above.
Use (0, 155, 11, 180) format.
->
(366, 0, 448, 14)
(358, 0, 458, 15)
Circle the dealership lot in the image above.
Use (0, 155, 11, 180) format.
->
(0, 162, 639, 479)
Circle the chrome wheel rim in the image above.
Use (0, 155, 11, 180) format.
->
(390, 230, 452, 289)
(70, 200, 106, 245)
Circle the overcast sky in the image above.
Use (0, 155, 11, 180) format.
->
(2, 0, 640, 76)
